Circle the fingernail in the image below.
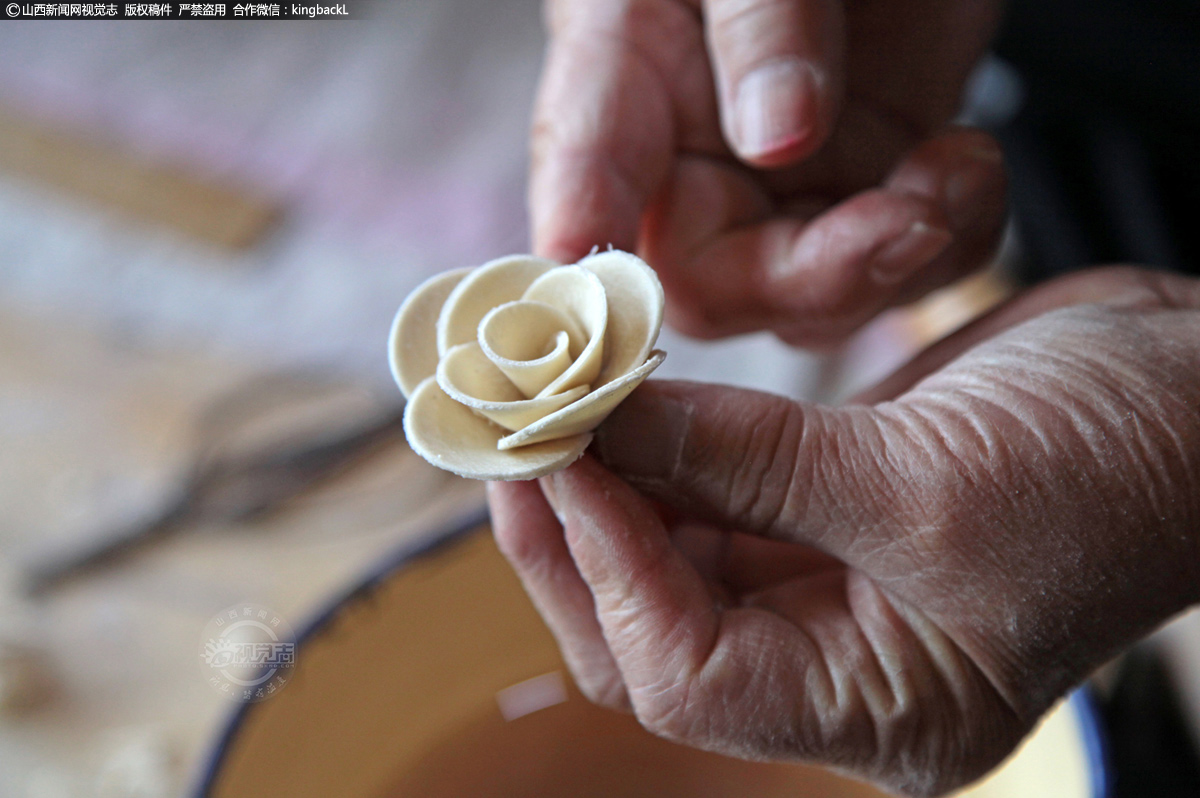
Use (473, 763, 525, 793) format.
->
(735, 58, 819, 160)
(594, 390, 691, 483)
(869, 221, 953, 284)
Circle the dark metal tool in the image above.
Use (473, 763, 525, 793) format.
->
(24, 395, 406, 597)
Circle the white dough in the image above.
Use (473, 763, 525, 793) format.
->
(477, 301, 585, 398)
(497, 351, 665, 450)
(404, 378, 591, 481)
(389, 250, 665, 480)
(389, 267, 471, 398)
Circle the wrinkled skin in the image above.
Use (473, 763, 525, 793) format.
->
(531, 0, 1007, 345)
(490, 0, 1200, 794)
(491, 268, 1200, 794)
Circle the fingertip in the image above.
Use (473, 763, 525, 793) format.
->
(528, 26, 673, 264)
(551, 455, 717, 667)
(593, 386, 692, 486)
(764, 189, 951, 325)
(486, 478, 532, 527)
(703, 0, 843, 168)
(529, 154, 644, 263)
(867, 219, 954, 285)
(551, 455, 675, 566)
(551, 454, 634, 514)
(488, 478, 560, 567)
(944, 157, 1007, 234)
(487, 478, 544, 515)
(490, 475, 634, 711)
(886, 129, 1008, 234)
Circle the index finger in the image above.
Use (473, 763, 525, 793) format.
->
(530, 0, 715, 261)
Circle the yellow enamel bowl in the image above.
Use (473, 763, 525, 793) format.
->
(197, 513, 1110, 798)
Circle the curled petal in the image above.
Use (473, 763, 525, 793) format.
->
(436, 255, 557, 356)
(389, 267, 471, 398)
(478, 301, 586, 398)
(498, 350, 666, 450)
(404, 377, 591, 481)
(437, 342, 590, 432)
(393, 251, 666, 481)
(521, 266, 607, 397)
(578, 250, 665, 386)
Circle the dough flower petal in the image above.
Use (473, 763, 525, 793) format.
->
(389, 250, 666, 480)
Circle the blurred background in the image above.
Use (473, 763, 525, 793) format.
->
(0, 3, 1196, 796)
(0, 7, 836, 795)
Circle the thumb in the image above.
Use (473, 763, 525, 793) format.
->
(600, 269, 1199, 548)
(703, 0, 843, 166)
(593, 380, 913, 560)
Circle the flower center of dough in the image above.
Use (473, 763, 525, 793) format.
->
(478, 301, 587, 399)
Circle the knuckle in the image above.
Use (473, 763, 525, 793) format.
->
(874, 404, 1005, 566)
(576, 671, 631, 710)
(691, 394, 806, 535)
(630, 678, 706, 742)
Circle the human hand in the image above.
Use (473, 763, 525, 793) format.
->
(532, 0, 1008, 345)
(488, 267, 1200, 795)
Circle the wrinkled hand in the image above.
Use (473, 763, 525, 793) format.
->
(489, 267, 1200, 795)
(532, 0, 1007, 344)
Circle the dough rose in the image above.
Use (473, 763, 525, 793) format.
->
(389, 250, 666, 481)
